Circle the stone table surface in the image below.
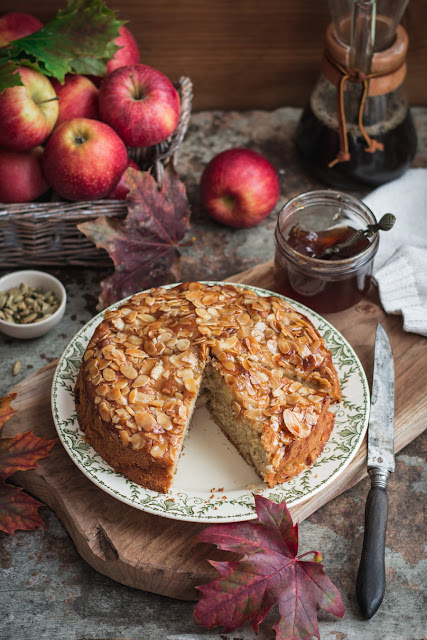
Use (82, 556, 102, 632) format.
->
(1, 107, 426, 640)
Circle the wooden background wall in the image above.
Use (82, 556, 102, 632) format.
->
(2, 0, 427, 110)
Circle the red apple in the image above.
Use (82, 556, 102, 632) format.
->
(98, 64, 180, 148)
(86, 26, 140, 87)
(51, 74, 99, 126)
(0, 11, 43, 47)
(107, 158, 139, 199)
(0, 66, 58, 151)
(107, 25, 140, 74)
(42, 118, 128, 201)
(0, 146, 48, 203)
(200, 148, 280, 229)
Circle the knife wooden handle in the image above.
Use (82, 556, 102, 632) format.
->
(356, 481, 389, 619)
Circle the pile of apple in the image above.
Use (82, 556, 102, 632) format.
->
(0, 11, 181, 204)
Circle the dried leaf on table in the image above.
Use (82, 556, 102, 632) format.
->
(78, 165, 192, 310)
(194, 494, 345, 640)
(0, 394, 56, 535)
(0, 482, 46, 536)
(0, 429, 57, 479)
(0, 392, 18, 427)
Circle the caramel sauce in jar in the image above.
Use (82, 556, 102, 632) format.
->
(274, 191, 379, 313)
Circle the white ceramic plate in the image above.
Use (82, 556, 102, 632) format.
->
(51, 282, 369, 523)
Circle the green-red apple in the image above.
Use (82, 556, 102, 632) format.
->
(98, 64, 180, 148)
(200, 148, 280, 229)
(107, 25, 140, 74)
(51, 74, 99, 127)
(0, 66, 58, 151)
(0, 11, 43, 47)
(86, 26, 140, 87)
(0, 146, 48, 203)
(42, 118, 128, 201)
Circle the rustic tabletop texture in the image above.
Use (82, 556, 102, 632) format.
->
(0, 106, 426, 640)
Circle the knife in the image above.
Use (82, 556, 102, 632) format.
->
(356, 323, 395, 619)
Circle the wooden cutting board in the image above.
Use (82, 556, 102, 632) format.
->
(3, 260, 426, 601)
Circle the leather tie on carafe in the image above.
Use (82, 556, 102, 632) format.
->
(322, 24, 409, 167)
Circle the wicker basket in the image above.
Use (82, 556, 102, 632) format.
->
(0, 76, 193, 268)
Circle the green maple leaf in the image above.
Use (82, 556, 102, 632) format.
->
(0, 62, 23, 90)
(0, 0, 124, 93)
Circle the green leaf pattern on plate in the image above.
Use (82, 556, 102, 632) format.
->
(51, 282, 370, 523)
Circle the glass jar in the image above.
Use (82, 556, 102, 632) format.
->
(274, 190, 379, 313)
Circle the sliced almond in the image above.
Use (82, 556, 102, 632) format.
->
(108, 388, 121, 402)
(135, 411, 156, 431)
(120, 430, 130, 445)
(103, 367, 116, 381)
(278, 338, 290, 354)
(132, 374, 150, 387)
(156, 411, 173, 430)
(184, 377, 197, 393)
(130, 432, 146, 450)
(96, 384, 109, 396)
(98, 401, 111, 422)
(150, 443, 166, 458)
(282, 409, 310, 438)
(120, 363, 138, 379)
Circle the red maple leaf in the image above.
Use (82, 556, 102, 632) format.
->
(194, 495, 345, 640)
(0, 392, 17, 426)
(0, 394, 56, 535)
(0, 482, 45, 535)
(77, 165, 191, 310)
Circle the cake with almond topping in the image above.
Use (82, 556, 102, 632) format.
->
(75, 282, 341, 493)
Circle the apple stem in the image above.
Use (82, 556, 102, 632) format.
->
(129, 73, 142, 100)
(38, 96, 60, 105)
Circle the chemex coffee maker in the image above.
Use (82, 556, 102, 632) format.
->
(296, 0, 417, 189)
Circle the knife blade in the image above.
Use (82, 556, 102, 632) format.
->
(356, 323, 395, 619)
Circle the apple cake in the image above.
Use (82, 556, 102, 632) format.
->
(75, 282, 341, 493)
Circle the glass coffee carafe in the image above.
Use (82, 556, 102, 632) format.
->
(296, 0, 417, 189)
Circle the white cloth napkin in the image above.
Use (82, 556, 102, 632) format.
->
(363, 168, 427, 337)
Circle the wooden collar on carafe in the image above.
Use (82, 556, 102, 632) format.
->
(322, 23, 409, 167)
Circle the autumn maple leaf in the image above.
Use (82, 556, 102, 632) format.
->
(78, 165, 191, 310)
(0, 0, 124, 93)
(0, 394, 56, 535)
(194, 494, 345, 640)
